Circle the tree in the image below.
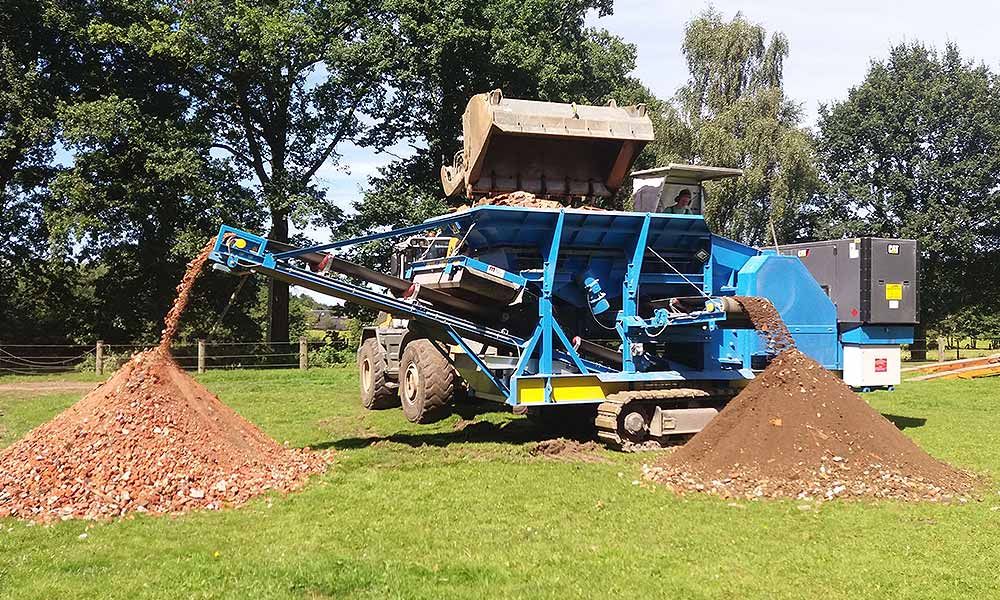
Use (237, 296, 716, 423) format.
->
(0, 1, 77, 341)
(8, 0, 269, 345)
(654, 9, 818, 245)
(344, 0, 647, 270)
(814, 43, 1000, 339)
(100, 0, 401, 343)
(0, 41, 55, 338)
(50, 95, 265, 343)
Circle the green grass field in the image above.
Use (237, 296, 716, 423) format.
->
(2, 368, 1000, 599)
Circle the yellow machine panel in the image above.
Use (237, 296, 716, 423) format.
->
(516, 376, 624, 404)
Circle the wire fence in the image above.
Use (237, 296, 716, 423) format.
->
(0, 344, 95, 375)
(0, 339, 348, 376)
(5, 336, 997, 376)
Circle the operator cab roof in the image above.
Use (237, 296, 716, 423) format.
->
(631, 163, 743, 184)
(630, 163, 742, 215)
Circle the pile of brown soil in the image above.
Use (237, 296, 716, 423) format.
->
(0, 242, 328, 522)
(530, 438, 608, 463)
(645, 297, 976, 502)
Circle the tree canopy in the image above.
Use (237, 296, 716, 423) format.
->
(90, 0, 403, 342)
(344, 0, 646, 269)
(2, 0, 267, 344)
(3, 2, 999, 349)
(652, 9, 818, 245)
(814, 42, 1000, 324)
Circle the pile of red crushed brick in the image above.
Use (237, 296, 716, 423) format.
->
(0, 242, 328, 522)
(644, 297, 977, 502)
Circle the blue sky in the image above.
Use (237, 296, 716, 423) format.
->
(320, 0, 1000, 222)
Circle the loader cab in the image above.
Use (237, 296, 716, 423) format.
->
(630, 164, 743, 215)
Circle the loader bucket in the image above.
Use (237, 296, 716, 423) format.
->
(441, 90, 654, 201)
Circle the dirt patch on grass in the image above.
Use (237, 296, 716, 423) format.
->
(530, 438, 609, 463)
(645, 297, 977, 502)
(0, 242, 330, 522)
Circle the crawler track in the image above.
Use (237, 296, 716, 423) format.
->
(595, 387, 737, 449)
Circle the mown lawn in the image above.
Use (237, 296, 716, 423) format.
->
(1, 368, 999, 599)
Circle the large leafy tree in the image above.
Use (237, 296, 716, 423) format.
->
(654, 9, 818, 245)
(51, 95, 264, 343)
(101, 0, 400, 343)
(814, 42, 1000, 349)
(0, 42, 55, 338)
(0, 1, 80, 342)
(344, 0, 647, 269)
(9, 0, 268, 345)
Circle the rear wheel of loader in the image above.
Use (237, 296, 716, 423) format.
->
(399, 339, 454, 424)
(358, 338, 399, 410)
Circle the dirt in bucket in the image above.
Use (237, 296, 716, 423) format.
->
(453, 190, 604, 212)
(0, 241, 329, 522)
(644, 297, 976, 502)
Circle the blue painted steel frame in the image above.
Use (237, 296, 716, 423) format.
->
(617, 214, 652, 372)
(271, 214, 469, 259)
(840, 324, 915, 345)
(213, 203, 868, 409)
(212, 226, 524, 350)
(213, 223, 610, 408)
(505, 211, 606, 405)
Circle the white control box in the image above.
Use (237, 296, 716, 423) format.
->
(842, 345, 901, 388)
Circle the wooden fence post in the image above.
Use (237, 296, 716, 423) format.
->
(937, 336, 946, 363)
(198, 339, 206, 374)
(95, 340, 104, 375)
(299, 337, 308, 371)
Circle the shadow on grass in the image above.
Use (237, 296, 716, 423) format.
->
(883, 413, 927, 430)
(314, 399, 596, 451)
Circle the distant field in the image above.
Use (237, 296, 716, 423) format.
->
(2, 368, 999, 599)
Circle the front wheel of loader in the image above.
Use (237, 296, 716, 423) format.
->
(398, 339, 454, 424)
(358, 338, 399, 410)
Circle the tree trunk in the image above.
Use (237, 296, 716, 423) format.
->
(266, 209, 290, 343)
(910, 322, 927, 361)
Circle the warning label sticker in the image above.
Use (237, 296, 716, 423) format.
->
(885, 283, 903, 300)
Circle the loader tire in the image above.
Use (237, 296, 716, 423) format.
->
(399, 338, 454, 424)
(358, 338, 398, 410)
